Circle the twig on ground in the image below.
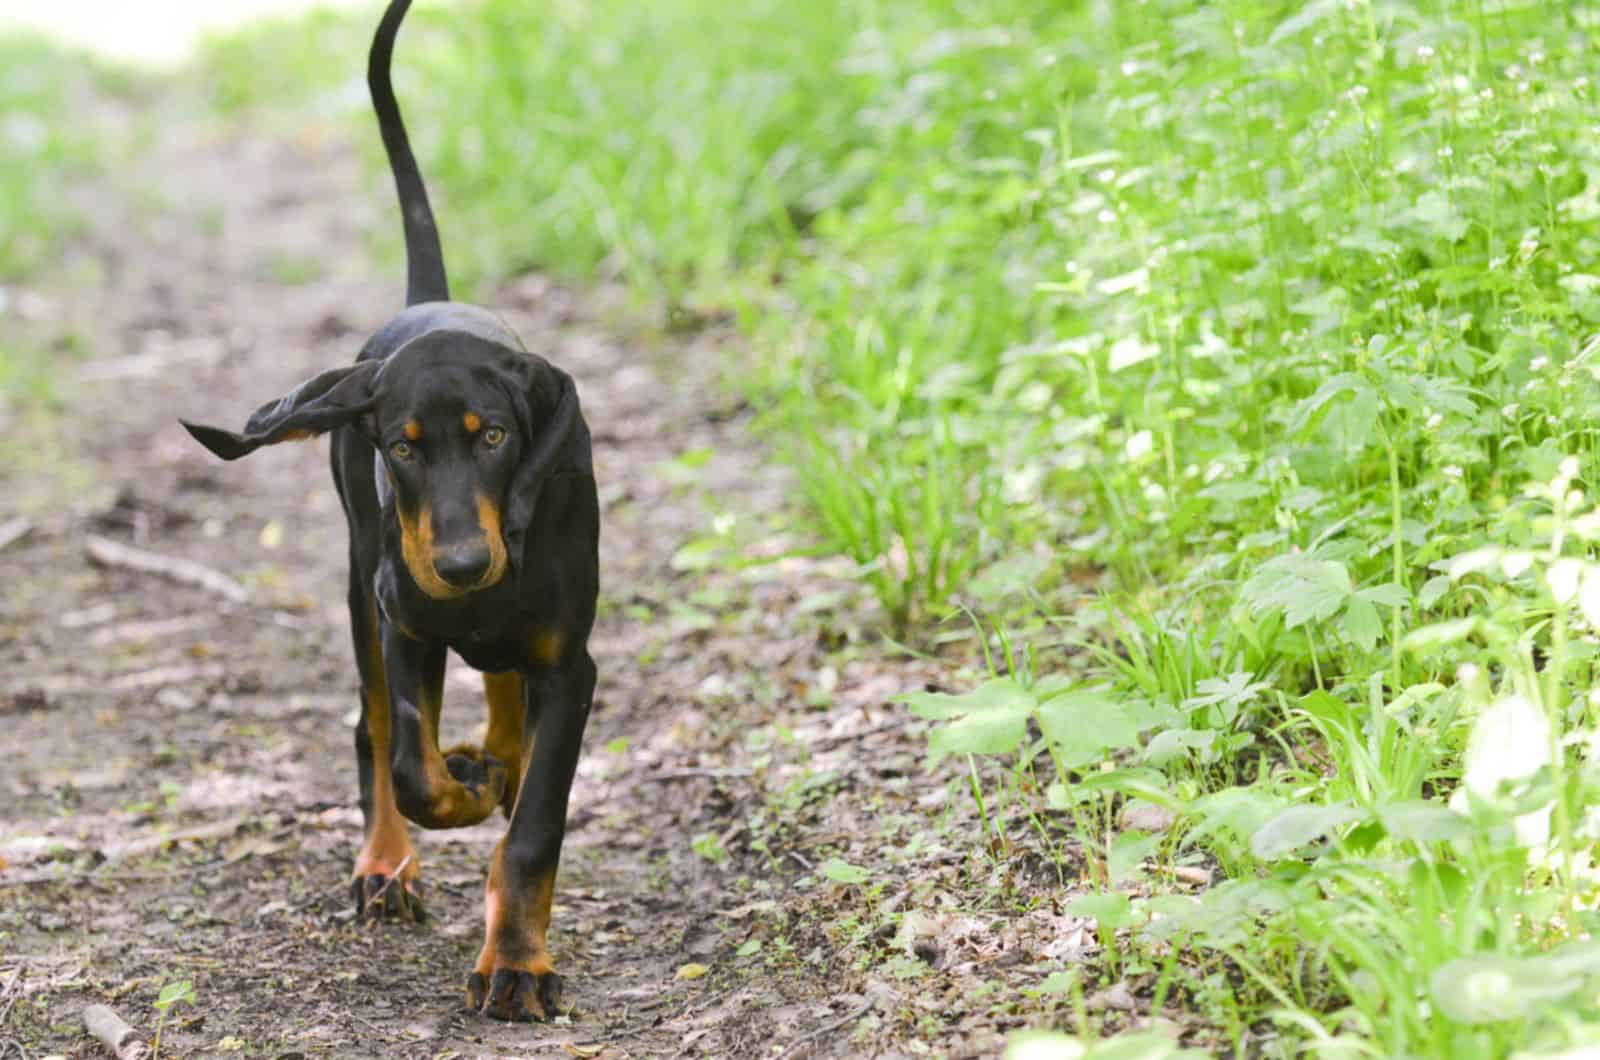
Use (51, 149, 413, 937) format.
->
(787, 850, 813, 871)
(107, 815, 253, 864)
(85, 534, 247, 604)
(0, 519, 31, 553)
(809, 720, 903, 750)
(82, 1004, 149, 1060)
(108, 663, 226, 692)
(0, 966, 23, 1027)
(776, 998, 873, 1059)
(639, 767, 755, 783)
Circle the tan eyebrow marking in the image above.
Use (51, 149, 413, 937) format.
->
(463, 412, 482, 434)
(403, 420, 422, 441)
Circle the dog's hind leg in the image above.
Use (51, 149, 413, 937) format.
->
(349, 589, 424, 922)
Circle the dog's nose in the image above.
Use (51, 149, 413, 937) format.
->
(433, 544, 492, 588)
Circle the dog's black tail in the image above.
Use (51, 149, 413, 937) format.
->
(369, 0, 449, 306)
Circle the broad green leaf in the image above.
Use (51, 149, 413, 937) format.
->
(1142, 728, 1217, 766)
(1403, 618, 1478, 651)
(1429, 954, 1578, 1023)
(927, 707, 1030, 762)
(1036, 692, 1144, 764)
(1355, 582, 1411, 607)
(1087, 1037, 1209, 1060)
(1250, 803, 1367, 859)
(1241, 554, 1352, 628)
(1108, 831, 1161, 884)
(1418, 575, 1452, 608)
(1341, 595, 1381, 652)
(904, 677, 1032, 721)
(1187, 788, 1286, 846)
(156, 981, 194, 1009)
(1287, 373, 1367, 435)
(1065, 892, 1136, 931)
(1036, 971, 1077, 996)
(1377, 800, 1475, 845)
(820, 857, 870, 885)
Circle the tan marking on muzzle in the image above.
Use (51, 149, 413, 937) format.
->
(398, 505, 463, 600)
(476, 495, 509, 590)
(397, 497, 510, 600)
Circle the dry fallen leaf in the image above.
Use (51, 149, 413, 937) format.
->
(675, 962, 709, 981)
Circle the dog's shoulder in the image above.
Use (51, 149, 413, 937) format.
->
(359, 301, 525, 364)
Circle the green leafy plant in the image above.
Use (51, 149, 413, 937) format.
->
(152, 980, 195, 1059)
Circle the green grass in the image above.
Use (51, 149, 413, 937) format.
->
(0, 33, 129, 401)
(200, 0, 1600, 1053)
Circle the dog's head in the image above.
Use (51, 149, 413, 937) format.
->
(183, 330, 578, 599)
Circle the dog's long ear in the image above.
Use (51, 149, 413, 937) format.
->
(503, 356, 581, 557)
(181, 362, 381, 461)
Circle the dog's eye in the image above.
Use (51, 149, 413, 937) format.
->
(482, 426, 506, 448)
(390, 440, 415, 461)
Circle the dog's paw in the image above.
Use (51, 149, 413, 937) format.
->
(443, 745, 508, 805)
(467, 967, 564, 1022)
(351, 872, 426, 923)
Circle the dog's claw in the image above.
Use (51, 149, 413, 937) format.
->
(352, 873, 425, 923)
(467, 968, 563, 1022)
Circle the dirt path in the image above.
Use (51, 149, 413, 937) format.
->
(0, 95, 1073, 1059)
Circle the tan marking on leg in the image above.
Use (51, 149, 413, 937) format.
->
(474, 839, 556, 980)
(483, 671, 524, 810)
(528, 629, 565, 668)
(354, 607, 417, 883)
(408, 664, 503, 829)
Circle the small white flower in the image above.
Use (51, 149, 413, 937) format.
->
(1454, 693, 1552, 848)
(1580, 567, 1600, 631)
(1124, 429, 1154, 462)
(1530, 356, 1550, 371)
(1549, 558, 1583, 604)
(1426, 413, 1444, 430)
(1416, 44, 1435, 60)
(1443, 465, 1464, 480)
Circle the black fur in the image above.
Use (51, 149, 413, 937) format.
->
(181, 0, 598, 1021)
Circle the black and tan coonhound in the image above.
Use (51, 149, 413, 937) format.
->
(182, 0, 597, 1023)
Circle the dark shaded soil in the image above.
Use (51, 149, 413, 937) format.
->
(1, 92, 1103, 1060)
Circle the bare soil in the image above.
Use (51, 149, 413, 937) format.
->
(1, 94, 1101, 1059)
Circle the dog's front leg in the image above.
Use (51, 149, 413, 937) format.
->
(468, 648, 595, 1021)
(382, 624, 507, 829)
